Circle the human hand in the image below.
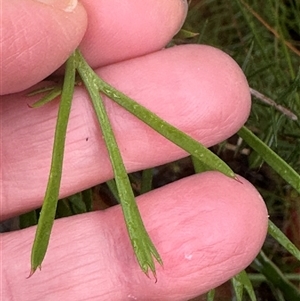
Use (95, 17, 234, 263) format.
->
(1, 1, 268, 300)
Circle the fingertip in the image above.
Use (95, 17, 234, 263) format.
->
(129, 172, 268, 299)
(186, 44, 251, 137)
(1, 0, 88, 95)
(79, 0, 188, 68)
(2, 172, 268, 301)
(97, 44, 251, 147)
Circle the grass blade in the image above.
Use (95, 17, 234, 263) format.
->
(68, 192, 89, 214)
(232, 270, 257, 301)
(19, 211, 38, 229)
(106, 179, 120, 203)
(30, 52, 76, 275)
(253, 251, 300, 301)
(81, 188, 93, 212)
(140, 168, 153, 194)
(232, 274, 244, 301)
(206, 289, 215, 301)
(268, 220, 300, 261)
(238, 126, 300, 193)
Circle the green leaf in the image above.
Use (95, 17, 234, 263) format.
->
(232, 270, 257, 301)
(56, 199, 73, 218)
(232, 274, 244, 301)
(268, 220, 300, 261)
(29, 85, 62, 108)
(81, 188, 93, 212)
(106, 179, 121, 203)
(72, 48, 238, 276)
(29, 52, 76, 276)
(238, 126, 300, 194)
(140, 168, 153, 194)
(68, 192, 88, 214)
(191, 155, 212, 174)
(206, 289, 215, 301)
(253, 251, 300, 301)
(75, 50, 162, 277)
(27, 85, 59, 96)
(97, 79, 236, 180)
(174, 28, 199, 39)
(19, 210, 38, 229)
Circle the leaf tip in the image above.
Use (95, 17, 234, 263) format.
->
(27, 265, 40, 278)
(234, 175, 243, 184)
(143, 268, 158, 283)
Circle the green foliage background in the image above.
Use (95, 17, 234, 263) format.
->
(179, 1, 300, 300)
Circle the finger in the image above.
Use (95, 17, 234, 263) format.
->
(1, 45, 251, 219)
(1, 0, 187, 95)
(1, 0, 87, 95)
(79, 0, 188, 68)
(2, 173, 268, 301)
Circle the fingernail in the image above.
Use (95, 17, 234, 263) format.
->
(36, 0, 78, 12)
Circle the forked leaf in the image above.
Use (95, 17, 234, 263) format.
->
(30, 52, 76, 275)
(30, 48, 239, 278)
(73, 50, 235, 180)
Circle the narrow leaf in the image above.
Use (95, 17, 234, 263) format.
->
(238, 126, 300, 194)
(30, 52, 76, 276)
(106, 179, 121, 203)
(174, 28, 199, 39)
(232, 275, 244, 301)
(97, 80, 236, 180)
(68, 192, 88, 214)
(268, 220, 300, 261)
(140, 168, 153, 194)
(19, 210, 38, 229)
(253, 251, 300, 301)
(81, 188, 93, 212)
(27, 85, 59, 96)
(191, 155, 212, 174)
(29, 85, 62, 108)
(233, 270, 257, 301)
(56, 199, 73, 218)
(206, 289, 215, 301)
(76, 50, 162, 276)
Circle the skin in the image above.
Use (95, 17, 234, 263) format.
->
(1, 1, 268, 300)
